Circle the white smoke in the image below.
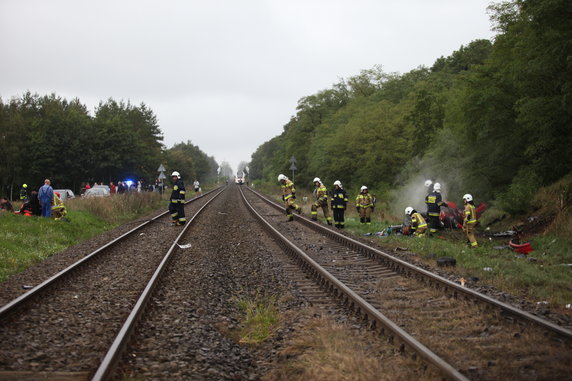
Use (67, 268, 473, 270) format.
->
(389, 172, 451, 218)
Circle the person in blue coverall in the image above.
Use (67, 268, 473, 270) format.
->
(38, 179, 54, 218)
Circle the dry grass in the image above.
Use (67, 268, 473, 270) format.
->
(67, 192, 164, 224)
(263, 315, 438, 381)
(532, 174, 572, 237)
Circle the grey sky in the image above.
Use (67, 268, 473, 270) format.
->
(1, 0, 494, 173)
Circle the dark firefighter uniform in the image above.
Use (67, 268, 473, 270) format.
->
(356, 190, 374, 224)
(425, 190, 447, 234)
(331, 185, 348, 228)
(281, 179, 301, 221)
(20, 184, 28, 202)
(463, 202, 478, 247)
(169, 179, 186, 225)
(312, 183, 332, 225)
(411, 212, 428, 237)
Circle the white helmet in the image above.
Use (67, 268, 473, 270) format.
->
(333, 180, 342, 187)
(463, 194, 473, 202)
(313, 177, 321, 183)
(360, 185, 368, 191)
(171, 171, 180, 178)
(433, 182, 441, 192)
(425, 179, 433, 188)
(405, 206, 414, 215)
(278, 174, 287, 182)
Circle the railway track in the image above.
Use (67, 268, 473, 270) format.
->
(0, 187, 224, 380)
(1, 184, 570, 380)
(240, 186, 572, 380)
(115, 185, 432, 380)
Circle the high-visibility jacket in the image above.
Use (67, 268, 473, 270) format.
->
(356, 193, 374, 208)
(281, 179, 296, 201)
(425, 191, 446, 217)
(331, 188, 348, 208)
(170, 179, 186, 203)
(313, 184, 328, 204)
(464, 203, 477, 225)
(411, 212, 427, 229)
(20, 187, 28, 200)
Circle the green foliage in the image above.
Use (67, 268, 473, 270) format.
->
(163, 141, 218, 182)
(497, 168, 543, 215)
(0, 93, 218, 198)
(249, 0, 571, 215)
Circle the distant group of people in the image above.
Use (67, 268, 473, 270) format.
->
(1, 179, 68, 220)
(404, 180, 478, 247)
(278, 174, 376, 229)
(277, 174, 478, 247)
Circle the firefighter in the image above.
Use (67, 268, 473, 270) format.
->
(356, 186, 375, 225)
(405, 206, 427, 237)
(169, 171, 186, 226)
(425, 182, 448, 235)
(462, 194, 478, 247)
(51, 192, 67, 220)
(424, 179, 433, 192)
(331, 180, 348, 229)
(20, 184, 29, 202)
(311, 177, 332, 225)
(278, 174, 301, 221)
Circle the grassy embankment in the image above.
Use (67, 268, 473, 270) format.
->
(0, 192, 166, 282)
(253, 178, 572, 307)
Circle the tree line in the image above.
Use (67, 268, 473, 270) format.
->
(0, 93, 218, 197)
(249, 0, 571, 215)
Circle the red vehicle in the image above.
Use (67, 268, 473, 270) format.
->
(439, 201, 487, 229)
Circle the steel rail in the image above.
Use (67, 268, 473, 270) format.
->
(245, 186, 572, 340)
(0, 187, 221, 319)
(92, 186, 227, 381)
(239, 186, 469, 381)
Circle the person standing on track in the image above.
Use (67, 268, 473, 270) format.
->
(331, 180, 348, 229)
(169, 171, 186, 226)
(311, 177, 332, 225)
(278, 174, 301, 221)
(193, 179, 201, 196)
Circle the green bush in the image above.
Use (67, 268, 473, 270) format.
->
(498, 168, 542, 215)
